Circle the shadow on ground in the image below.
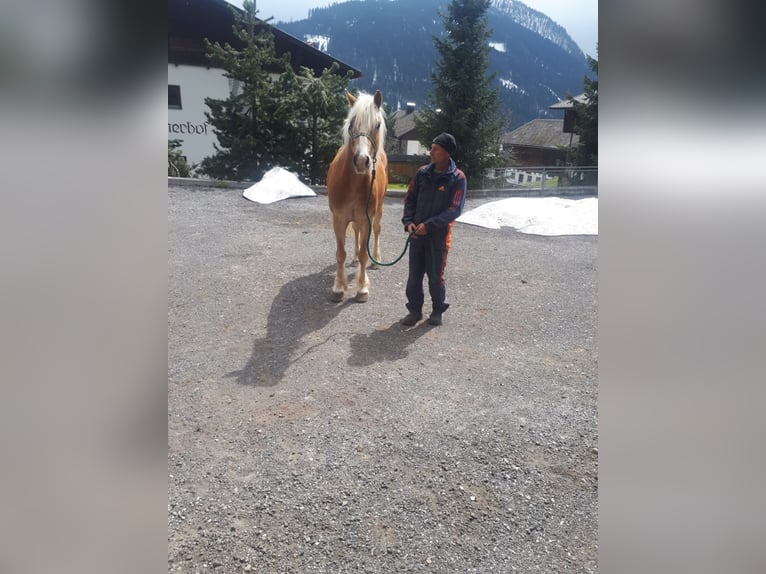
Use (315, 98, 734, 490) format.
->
(347, 320, 432, 366)
(226, 265, 353, 387)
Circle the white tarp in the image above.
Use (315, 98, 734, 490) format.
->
(457, 196, 598, 236)
(242, 167, 316, 204)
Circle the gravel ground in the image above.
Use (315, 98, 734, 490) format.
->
(168, 185, 598, 573)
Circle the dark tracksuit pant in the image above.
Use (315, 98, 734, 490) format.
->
(405, 232, 450, 315)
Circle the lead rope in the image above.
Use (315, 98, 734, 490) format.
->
(364, 162, 436, 282)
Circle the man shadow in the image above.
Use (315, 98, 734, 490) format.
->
(226, 265, 352, 387)
(347, 320, 433, 367)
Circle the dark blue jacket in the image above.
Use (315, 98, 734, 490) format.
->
(402, 159, 467, 245)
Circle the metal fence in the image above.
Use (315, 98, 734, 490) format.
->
(473, 165, 598, 196)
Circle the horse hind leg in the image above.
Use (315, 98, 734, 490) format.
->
(349, 221, 360, 267)
(331, 217, 349, 301)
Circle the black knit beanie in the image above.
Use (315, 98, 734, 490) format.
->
(432, 132, 457, 154)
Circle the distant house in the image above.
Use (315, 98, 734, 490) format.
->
(385, 103, 430, 183)
(168, 0, 361, 166)
(499, 118, 580, 166)
(388, 103, 429, 156)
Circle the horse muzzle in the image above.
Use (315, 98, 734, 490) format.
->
(352, 152, 372, 174)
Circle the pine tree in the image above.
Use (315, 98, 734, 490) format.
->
(290, 63, 354, 184)
(198, 1, 291, 181)
(415, 0, 506, 177)
(197, 1, 352, 183)
(168, 139, 192, 177)
(571, 47, 598, 166)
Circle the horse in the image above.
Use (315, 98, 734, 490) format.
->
(327, 89, 388, 303)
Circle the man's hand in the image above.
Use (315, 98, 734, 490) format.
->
(407, 223, 426, 236)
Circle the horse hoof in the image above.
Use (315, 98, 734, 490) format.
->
(331, 291, 344, 302)
(369, 263, 379, 270)
(355, 292, 369, 303)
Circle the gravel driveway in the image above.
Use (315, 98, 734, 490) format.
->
(168, 185, 598, 573)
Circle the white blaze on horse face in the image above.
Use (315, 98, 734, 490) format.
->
(349, 116, 376, 174)
(352, 136, 372, 174)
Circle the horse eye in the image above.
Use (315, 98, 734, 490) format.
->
(375, 122, 381, 130)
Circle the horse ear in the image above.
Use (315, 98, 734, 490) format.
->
(345, 90, 356, 107)
(374, 90, 383, 109)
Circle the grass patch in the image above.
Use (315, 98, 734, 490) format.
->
(523, 176, 559, 187)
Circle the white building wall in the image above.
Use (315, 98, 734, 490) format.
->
(405, 139, 428, 155)
(168, 64, 230, 166)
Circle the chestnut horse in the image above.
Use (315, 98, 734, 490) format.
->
(327, 90, 388, 302)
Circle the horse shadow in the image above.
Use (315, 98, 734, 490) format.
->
(226, 265, 353, 387)
(347, 320, 433, 367)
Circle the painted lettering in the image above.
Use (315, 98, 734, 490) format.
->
(167, 122, 209, 136)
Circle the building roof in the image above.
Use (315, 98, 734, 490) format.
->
(548, 93, 588, 110)
(501, 119, 579, 149)
(168, 0, 362, 78)
(390, 109, 421, 139)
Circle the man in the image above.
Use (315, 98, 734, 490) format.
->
(400, 132, 467, 326)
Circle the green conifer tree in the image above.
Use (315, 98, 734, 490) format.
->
(198, 1, 352, 183)
(198, 1, 290, 181)
(571, 47, 598, 166)
(291, 63, 355, 184)
(168, 139, 192, 177)
(415, 0, 506, 177)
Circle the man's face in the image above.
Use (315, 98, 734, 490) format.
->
(429, 143, 450, 163)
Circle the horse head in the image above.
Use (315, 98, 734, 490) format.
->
(342, 90, 386, 175)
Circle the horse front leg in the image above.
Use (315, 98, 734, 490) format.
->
(354, 220, 370, 302)
(331, 217, 348, 302)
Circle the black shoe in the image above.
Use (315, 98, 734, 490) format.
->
(399, 312, 422, 326)
(427, 312, 442, 326)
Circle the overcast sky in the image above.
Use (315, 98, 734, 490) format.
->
(228, 0, 598, 58)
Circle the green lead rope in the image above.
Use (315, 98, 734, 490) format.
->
(364, 166, 436, 282)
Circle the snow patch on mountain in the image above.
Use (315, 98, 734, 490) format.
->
(539, 84, 562, 101)
(500, 77, 527, 95)
(304, 34, 330, 52)
(490, 0, 583, 56)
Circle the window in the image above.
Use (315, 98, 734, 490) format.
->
(168, 85, 182, 109)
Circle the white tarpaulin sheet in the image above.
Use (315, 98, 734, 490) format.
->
(457, 196, 598, 236)
(242, 167, 316, 204)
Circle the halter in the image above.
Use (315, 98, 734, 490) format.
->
(347, 119, 381, 163)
